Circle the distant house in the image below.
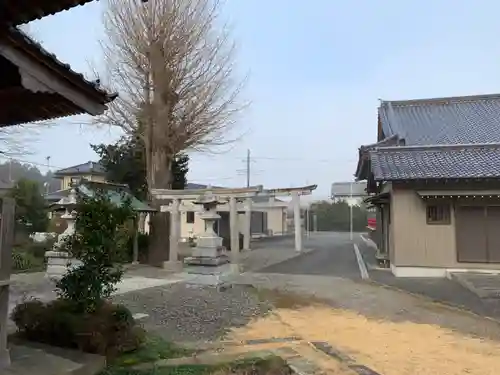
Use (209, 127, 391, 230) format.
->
(53, 161, 106, 190)
(355, 93, 500, 278)
(331, 181, 367, 206)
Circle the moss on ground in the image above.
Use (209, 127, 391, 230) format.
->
(101, 336, 291, 375)
(108, 335, 193, 368)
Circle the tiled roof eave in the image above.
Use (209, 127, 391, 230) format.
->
(355, 135, 401, 180)
(4, 27, 117, 104)
(369, 144, 500, 181)
(1, 0, 98, 26)
(376, 176, 500, 182)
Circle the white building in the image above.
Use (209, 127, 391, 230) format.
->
(330, 181, 368, 206)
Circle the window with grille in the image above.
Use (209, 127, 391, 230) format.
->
(186, 211, 195, 224)
(426, 204, 451, 225)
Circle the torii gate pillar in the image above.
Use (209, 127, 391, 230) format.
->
(291, 191, 302, 252)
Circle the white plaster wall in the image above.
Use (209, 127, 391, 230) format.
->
(266, 207, 286, 235)
(180, 211, 205, 239)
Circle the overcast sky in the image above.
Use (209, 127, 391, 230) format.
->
(19, 0, 500, 199)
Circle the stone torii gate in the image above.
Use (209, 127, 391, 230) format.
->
(263, 185, 317, 251)
(151, 183, 317, 268)
(152, 186, 262, 269)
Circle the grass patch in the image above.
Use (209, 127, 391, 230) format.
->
(101, 356, 291, 375)
(100, 364, 216, 375)
(250, 287, 330, 309)
(110, 335, 193, 367)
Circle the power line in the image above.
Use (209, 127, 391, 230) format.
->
(190, 154, 357, 163)
(0, 155, 65, 170)
(248, 156, 357, 163)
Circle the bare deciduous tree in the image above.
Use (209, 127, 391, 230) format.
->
(98, 0, 246, 190)
(98, 0, 246, 264)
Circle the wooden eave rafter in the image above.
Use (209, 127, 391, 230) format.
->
(0, 28, 117, 125)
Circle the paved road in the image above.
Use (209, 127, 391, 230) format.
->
(260, 232, 365, 279)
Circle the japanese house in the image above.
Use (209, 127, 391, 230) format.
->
(356, 94, 500, 277)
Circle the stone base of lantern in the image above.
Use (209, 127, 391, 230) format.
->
(45, 251, 83, 280)
(183, 245, 234, 289)
(183, 262, 234, 290)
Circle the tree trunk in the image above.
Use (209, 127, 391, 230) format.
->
(147, 149, 173, 267)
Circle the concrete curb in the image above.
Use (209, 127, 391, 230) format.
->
(309, 341, 381, 375)
(366, 279, 500, 326)
(448, 273, 500, 299)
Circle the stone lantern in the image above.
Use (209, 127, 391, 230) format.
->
(183, 191, 231, 288)
(45, 188, 82, 280)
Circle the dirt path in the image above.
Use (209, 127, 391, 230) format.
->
(228, 273, 500, 375)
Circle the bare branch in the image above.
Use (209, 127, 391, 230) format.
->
(97, 0, 248, 160)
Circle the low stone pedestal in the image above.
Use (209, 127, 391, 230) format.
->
(184, 248, 233, 289)
(183, 262, 233, 289)
(45, 251, 82, 280)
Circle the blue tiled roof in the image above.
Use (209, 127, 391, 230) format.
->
(364, 94, 500, 180)
(54, 161, 106, 177)
(379, 94, 500, 145)
(370, 144, 500, 181)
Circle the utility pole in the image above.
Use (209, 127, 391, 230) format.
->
(305, 206, 310, 238)
(246, 149, 250, 187)
(45, 156, 51, 194)
(349, 181, 353, 241)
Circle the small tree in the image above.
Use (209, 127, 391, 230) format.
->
(9, 178, 49, 234)
(311, 200, 368, 232)
(56, 190, 134, 313)
(91, 133, 189, 200)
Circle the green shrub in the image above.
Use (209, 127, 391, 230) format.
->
(11, 299, 144, 357)
(56, 189, 134, 313)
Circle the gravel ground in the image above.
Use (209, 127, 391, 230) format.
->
(112, 283, 273, 343)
